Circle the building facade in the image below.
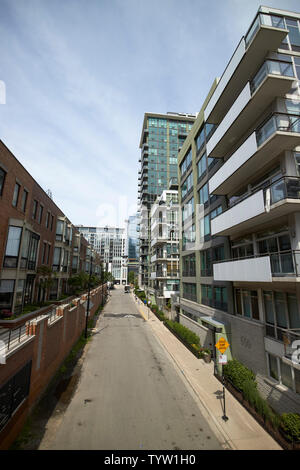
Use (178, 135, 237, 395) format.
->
(149, 187, 180, 309)
(178, 5, 300, 414)
(126, 215, 139, 279)
(0, 140, 101, 317)
(76, 226, 127, 284)
(138, 112, 196, 289)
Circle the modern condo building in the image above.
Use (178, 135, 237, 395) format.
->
(178, 5, 300, 414)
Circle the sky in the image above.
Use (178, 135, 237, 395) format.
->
(0, 0, 299, 228)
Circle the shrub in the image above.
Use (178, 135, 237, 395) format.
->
(280, 413, 300, 442)
(165, 320, 200, 347)
(223, 359, 256, 391)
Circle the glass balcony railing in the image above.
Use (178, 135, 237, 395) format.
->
(245, 13, 286, 48)
(256, 113, 300, 147)
(250, 59, 294, 94)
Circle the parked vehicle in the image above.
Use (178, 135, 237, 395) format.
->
(124, 285, 131, 293)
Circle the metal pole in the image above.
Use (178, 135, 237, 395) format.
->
(222, 363, 228, 422)
(85, 256, 93, 339)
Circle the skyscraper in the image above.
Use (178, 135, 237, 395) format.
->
(138, 112, 196, 288)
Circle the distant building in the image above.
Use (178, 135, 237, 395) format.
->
(77, 226, 127, 284)
(138, 112, 196, 288)
(126, 215, 139, 278)
(149, 187, 180, 310)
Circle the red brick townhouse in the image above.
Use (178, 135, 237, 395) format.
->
(0, 139, 101, 317)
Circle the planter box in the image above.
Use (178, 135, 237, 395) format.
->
(163, 322, 200, 359)
(215, 373, 299, 450)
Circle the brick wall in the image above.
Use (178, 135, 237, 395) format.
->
(0, 283, 107, 449)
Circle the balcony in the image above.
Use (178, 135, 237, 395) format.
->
(152, 271, 179, 279)
(209, 112, 300, 196)
(204, 12, 288, 124)
(206, 62, 295, 158)
(211, 176, 300, 237)
(213, 250, 300, 282)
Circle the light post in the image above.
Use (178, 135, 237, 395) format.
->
(84, 255, 93, 339)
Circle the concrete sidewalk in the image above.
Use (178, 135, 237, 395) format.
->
(133, 294, 281, 450)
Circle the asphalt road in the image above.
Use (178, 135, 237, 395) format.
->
(44, 286, 223, 450)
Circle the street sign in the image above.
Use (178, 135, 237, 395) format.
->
(215, 337, 229, 354)
(219, 354, 227, 364)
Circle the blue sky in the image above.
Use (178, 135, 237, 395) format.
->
(0, 0, 299, 227)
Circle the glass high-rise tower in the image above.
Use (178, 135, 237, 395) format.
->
(138, 112, 196, 288)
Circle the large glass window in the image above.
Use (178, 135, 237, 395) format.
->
(3, 226, 22, 268)
(235, 289, 259, 320)
(264, 290, 300, 341)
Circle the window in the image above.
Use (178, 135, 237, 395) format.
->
(257, 231, 294, 275)
(53, 247, 61, 271)
(295, 152, 300, 175)
(0, 279, 15, 312)
(27, 233, 39, 270)
(235, 289, 259, 320)
(15, 279, 25, 310)
(182, 197, 194, 222)
(45, 211, 50, 229)
(201, 284, 227, 311)
(32, 200, 38, 219)
(0, 167, 6, 196)
(3, 226, 22, 268)
(197, 153, 206, 180)
(56, 220, 64, 241)
(38, 205, 43, 224)
(12, 183, 20, 207)
(182, 253, 196, 277)
(182, 282, 197, 302)
(180, 148, 192, 176)
(200, 214, 211, 242)
(42, 242, 47, 264)
(199, 183, 209, 206)
(210, 205, 222, 220)
(181, 172, 193, 200)
(182, 224, 195, 251)
(196, 126, 205, 152)
(264, 290, 300, 341)
(21, 189, 28, 213)
(268, 354, 279, 381)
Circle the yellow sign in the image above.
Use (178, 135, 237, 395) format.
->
(215, 337, 230, 354)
